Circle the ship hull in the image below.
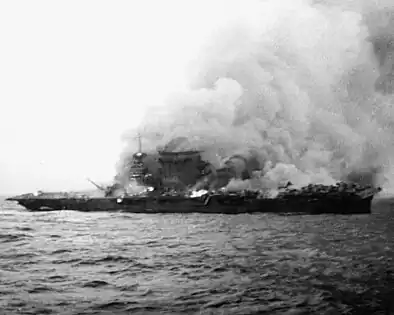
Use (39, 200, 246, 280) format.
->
(6, 194, 374, 215)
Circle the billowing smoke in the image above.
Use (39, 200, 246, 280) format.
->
(119, 0, 394, 192)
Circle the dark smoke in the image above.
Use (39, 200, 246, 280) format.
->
(118, 0, 394, 192)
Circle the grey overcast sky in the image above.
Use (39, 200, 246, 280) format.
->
(0, 0, 228, 195)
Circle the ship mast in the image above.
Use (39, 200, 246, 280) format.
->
(137, 132, 142, 153)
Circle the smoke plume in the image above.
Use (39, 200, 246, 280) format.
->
(119, 0, 394, 191)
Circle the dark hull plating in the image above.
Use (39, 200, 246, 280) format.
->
(7, 194, 374, 215)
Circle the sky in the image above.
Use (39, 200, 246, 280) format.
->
(0, 0, 228, 194)
(1, 0, 394, 195)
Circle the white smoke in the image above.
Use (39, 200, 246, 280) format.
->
(119, 0, 394, 191)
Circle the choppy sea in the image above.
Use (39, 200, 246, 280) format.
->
(0, 196, 393, 315)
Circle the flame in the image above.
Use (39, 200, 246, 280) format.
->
(190, 189, 209, 198)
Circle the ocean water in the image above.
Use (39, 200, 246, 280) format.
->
(0, 197, 393, 315)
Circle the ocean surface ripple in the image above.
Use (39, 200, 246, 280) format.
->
(0, 197, 393, 315)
